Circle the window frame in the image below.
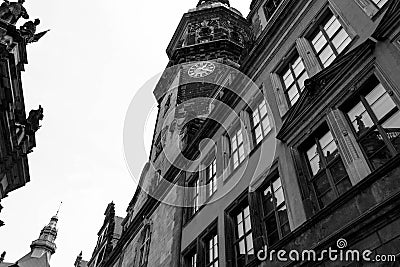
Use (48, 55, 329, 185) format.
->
(226, 193, 256, 267)
(307, 8, 352, 69)
(205, 154, 218, 199)
(228, 125, 246, 171)
(342, 75, 400, 171)
(204, 230, 219, 267)
(258, 171, 291, 247)
(301, 124, 352, 210)
(182, 241, 198, 267)
(248, 97, 272, 146)
(279, 52, 309, 107)
(186, 171, 201, 222)
(182, 221, 219, 267)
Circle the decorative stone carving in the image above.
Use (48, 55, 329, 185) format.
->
(26, 105, 44, 133)
(0, 0, 29, 25)
(20, 20, 49, 44)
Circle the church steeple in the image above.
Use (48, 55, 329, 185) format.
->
(30, 213, 59, 260)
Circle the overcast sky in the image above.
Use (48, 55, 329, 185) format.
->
(0, 0, 250, 266)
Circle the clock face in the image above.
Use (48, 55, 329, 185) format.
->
(188, 62, 216, 78)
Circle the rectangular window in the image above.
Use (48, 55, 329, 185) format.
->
(304, 126, 352, 209)
(261, 175, 290, 246)
(230, 128, 245, 169)
(183, 246, 197, 267)
(187, 173, 201, 220)
(281, 54, 309, 106)
(205, 234, 219, 267)
(345, 77, 400, 170)
(250, 99, 272, 144)
(263, 0, 283, 21)
(206, 157, 217, 198)
(310, 11, 352, 68)
(233, 205, 254, 266)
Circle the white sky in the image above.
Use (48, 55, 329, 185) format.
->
(0, 1, 250, 266)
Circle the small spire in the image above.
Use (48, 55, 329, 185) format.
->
(56, 201, 63, 217)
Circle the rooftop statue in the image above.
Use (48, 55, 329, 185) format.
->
(20, 18, 49, 43)
(0, 0, 29, 25)
(26, 105, 44, 133)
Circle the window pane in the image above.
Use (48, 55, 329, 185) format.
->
(312, 32, 326, 53)
(319, 131, 338, 161)
(278, 205, 289, 225)
(336, 178, 352, 196)
(265, 215, 278, 234)
(332, 28, 349, 49)
(336, 35, 351, 53)
(275, 187, 285, 207)
(237, 221, 244, 237)
(360, 130, 392, 169)
(324, 16, 341, 38)
(263, 188, 274, 214)
(347, 101, 374, 134)
(319, 46, 335, 67)
(372, 0, 388, 8)
(283, 70, 294, 88)
(314, 173, 331, 195)
(238, 240, 246, 254)
(244, 215, 252, 233)
(297, 71, 309, 91)
(246, 235, 254, 253)
(288, 85, 299, 101)
(307, 144, 320, 175)
(293, 58, 305, 77)
(366, 84, 396, 121)
(330, 160, 347, 183)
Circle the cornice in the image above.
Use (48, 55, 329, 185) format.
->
(372, 0, 400, 40)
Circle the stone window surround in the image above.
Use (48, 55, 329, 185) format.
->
(301, 124, 353, 210)
(224, 192, 255, 267)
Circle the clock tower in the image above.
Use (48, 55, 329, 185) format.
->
(149, 0, 252, 177)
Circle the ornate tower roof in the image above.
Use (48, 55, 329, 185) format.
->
(30, 214, 58, 258)
(197, 0, 230, 7)
(166, 0, 252, 66)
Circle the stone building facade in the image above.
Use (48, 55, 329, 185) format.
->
(83, 0, 400, 266)
(0, 13, 45, 226)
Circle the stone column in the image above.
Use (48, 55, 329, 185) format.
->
(327, 109, 371, 185)
(296, 38, 323, 77)
(270, 73, 289, 117)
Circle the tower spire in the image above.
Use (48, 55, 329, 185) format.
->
(30, 212, 59, 260)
